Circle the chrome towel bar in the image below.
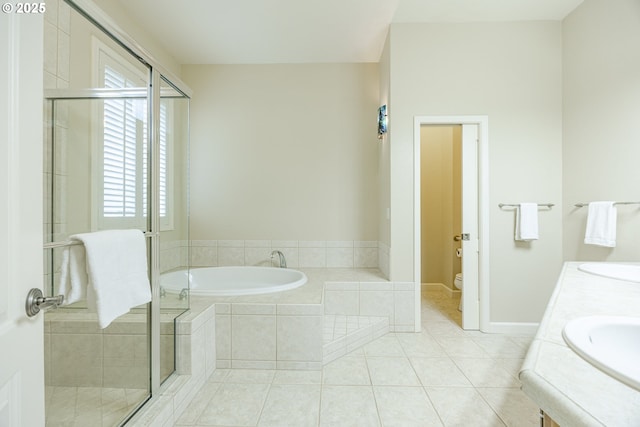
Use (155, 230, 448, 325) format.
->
(25, 288, 64, 317)
(574, 201, 640, 208)
(43, 231, 157, 250)
(498, 203, 554, 208)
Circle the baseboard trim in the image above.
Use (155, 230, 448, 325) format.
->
(421, 283, 460, 298)
(483, 322, 540, 335)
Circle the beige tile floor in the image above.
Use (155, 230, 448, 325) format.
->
(175, 289, 540, 427)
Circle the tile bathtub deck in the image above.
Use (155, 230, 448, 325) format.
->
(173, 290, 540, 427)
(190, 268, 389, 306)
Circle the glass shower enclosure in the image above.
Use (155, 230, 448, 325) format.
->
(42, 1, 191, 424)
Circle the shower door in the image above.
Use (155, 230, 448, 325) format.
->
(44, 93, 154, 425)
(43, 3, 154, 425)
(42, 1, 192, 424)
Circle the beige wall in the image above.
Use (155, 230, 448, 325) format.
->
(182, 63, 379, 241)
(562, 0, 640, 261)
(388, 22, 564, 323)
(420, 125, 461, 289)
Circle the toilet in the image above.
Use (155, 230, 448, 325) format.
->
(454, 273, 463, 311)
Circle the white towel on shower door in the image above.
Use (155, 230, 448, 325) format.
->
(62, 229, 152, 328)
(515, 203, 539, 241)
(584, 201, 617, 247)
(58, 244, 89, 305)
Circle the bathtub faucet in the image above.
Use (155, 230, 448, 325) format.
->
(270, 250, 287, 268)
(179, 288, 189, 300)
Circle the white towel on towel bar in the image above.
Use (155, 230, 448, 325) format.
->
(58, 229, 151, 328)
(584, 201, 617, 247)
(515, 203, 539, 241)
(58, 244, 89, 305)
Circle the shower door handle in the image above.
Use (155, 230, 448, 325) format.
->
(25, 288, 64, 317)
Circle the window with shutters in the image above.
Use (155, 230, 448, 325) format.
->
(94, 39, 173, 230)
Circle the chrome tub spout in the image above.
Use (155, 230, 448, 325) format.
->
(270, 250, 287, 268)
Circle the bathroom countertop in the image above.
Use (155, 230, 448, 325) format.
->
(519, 262, 640, 426)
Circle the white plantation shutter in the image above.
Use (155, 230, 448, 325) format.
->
(159, 103, 167, 218)
(94, 40, 173, 230)
(99, 64, 171, 228)
(103, 65, 143, 218)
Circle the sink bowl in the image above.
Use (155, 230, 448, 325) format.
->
(578, 263, 640, 283)
(563, 316, 640, 391)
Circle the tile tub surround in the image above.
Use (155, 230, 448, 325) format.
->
(190, 240, 382, 270)
(519, 262, 640, 426)
(324, 280, 416, 332)
(215, 301, 324, 370)
(209, 268, 407, 370)
(323, 315, 390, 365)
(160, 239, 189, 273)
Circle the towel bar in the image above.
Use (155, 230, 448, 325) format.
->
(43, 231, 157, 249)
(498, 203, 554, 208)
(25, 288, 64, 317)
(574, 201, 640, 208)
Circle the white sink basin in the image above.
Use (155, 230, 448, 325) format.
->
(563, 316, 640, 391)
(578, 263, 640, 283)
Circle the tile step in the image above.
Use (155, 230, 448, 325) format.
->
(322, 315, 389, 365)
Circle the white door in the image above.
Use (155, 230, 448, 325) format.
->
(461, 124, 479, 330)
(0, 12, 45, 427)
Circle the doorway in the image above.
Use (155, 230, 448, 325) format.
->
(420, 125, 463, 325)
(414, 116, 489, 331)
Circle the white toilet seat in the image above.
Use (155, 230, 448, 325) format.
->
(454, 273, 462, 289)
(454, 273, 463, 311)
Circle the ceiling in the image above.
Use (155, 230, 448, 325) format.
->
(114, 0, 584, 65)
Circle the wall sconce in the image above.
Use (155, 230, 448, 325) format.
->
(377, 104, 387, 139)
